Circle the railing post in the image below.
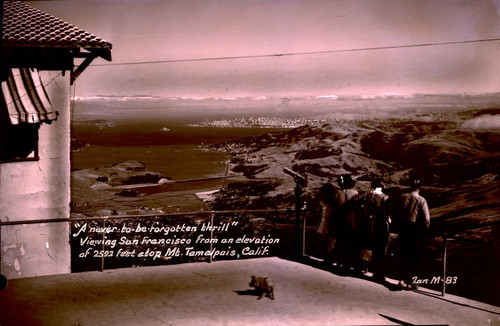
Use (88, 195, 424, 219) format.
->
(283, 168, 307, 260)
(294, 184, 303, 259)
(302, 209, 306, 256)
(209, 212, 214, 264)
(101, 217, 107, 272)
(442, 233, 447, 296)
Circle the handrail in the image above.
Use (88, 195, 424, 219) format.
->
(301, 214, 489, 298)
(0, 208, 295, 226)
(0, 208, 492, 302)
(442, 234, 447, 297)
(0, 208, 301, 274)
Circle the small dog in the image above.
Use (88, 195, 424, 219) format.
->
(249, 275, 275, 300)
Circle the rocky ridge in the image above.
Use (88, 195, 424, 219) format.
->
(209, 109, 500, 236)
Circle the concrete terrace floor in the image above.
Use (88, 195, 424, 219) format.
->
(0, 257, 499, 326)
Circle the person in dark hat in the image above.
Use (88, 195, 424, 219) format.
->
(332, 174, 359, 270)
(337, 174, 356, 190)
(363, 177, 391, 282)
(316, 175, 358, 268)
(397, 176, 431, 290)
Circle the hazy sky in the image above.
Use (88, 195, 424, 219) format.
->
(29, 0, 500, 98)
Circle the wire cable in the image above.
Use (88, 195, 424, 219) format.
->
(89, 38, 500, 67)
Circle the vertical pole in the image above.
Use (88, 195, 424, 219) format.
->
(101, 218, 106, 272)
(222, 164, 229, 190)
(209, 212, 214, 264)
(294, 183, 303, 259)
(442, 234, 447, 296)
(302, 209, 306, 256)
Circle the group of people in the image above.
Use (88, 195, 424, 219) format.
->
(315, 174, 431, 290)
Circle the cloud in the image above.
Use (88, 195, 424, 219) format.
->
(462, 115, 500, 130)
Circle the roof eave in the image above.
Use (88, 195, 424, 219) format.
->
(2, 45, 111, 68)
(1, 46, 74, 71)
(88, 47, 112, 62)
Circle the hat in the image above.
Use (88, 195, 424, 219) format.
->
(337, 174, 355, 189)
(371, 178, 384, 189)
(319, 182, 335, 194)
(318, 182, 335, 199)
(410, 177, 422, 190)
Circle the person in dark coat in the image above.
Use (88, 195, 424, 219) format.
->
(316, 175, 358, 268)
(316, 182, 336, 261)
(397, 176, 431, 290)
(363, 178, 391, 283)
(333, 174, 359, 271)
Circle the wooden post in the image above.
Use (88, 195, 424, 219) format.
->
(101, 218, 106, 272)
(209, 212, 214, 264)
(442, 234, 447, 296)
(302, 209, 306, 256)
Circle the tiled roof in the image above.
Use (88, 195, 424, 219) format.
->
(2, 1, 112, 57)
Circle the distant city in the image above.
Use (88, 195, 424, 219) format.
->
(70, 92, 500, 125)
(187, 116, 331, 128)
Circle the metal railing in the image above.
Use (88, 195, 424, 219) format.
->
(2, 208, 495, 305)
(301, 211, 497, 299)
(0, 208, 300, 274)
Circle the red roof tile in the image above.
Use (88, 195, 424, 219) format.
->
(2, 1, 112, 57)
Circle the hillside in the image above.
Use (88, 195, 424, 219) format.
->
(210, 108, 499, 232)
(208, 108, 500, 305)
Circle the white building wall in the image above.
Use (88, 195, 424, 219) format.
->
(0, 71, 72, 279)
